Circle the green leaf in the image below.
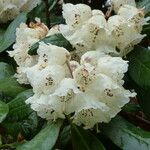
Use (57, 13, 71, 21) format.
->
(0, 76, 28, 97)
(2, 122, 22, 137)
(49, 0, 58, 12)
(123, 103, 141, 114)
(101, 116, 150, 150)
(3, 112, 39, 138)
(137, 0, 150, 14)
(1, 90, 33, 137)
(128, 46, 150, 88)
(7, 89, 33, 121)
(127, 46, 150, 118)
(0, 13, 27, 53)
(28, 0, 64, 25)
(28, 34, 74, 55)
(17, 120, 63, 150)
(0, 101, 9, 123)
(71, 124, 106, 150)
(0, 28, 5, 41)
(21, 112, 39, 137)
(59, 125, 71, 148)
(0, 62, 14, 80)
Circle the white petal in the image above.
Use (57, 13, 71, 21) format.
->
(118, 5, 148, 32)
(26, 94, 65, 121)
(62, 3, 92, 29)
(112, 0, 136, 13)
(73, 93, 110, 129)
(37, 42, 71, 67)
(97, 56, 128, 85)
(26, 65, 65, 94)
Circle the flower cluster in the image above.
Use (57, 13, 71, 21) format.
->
(24, 42, 135, 129)
(60, 2, 149, 57)
(8, 20, 49, 84)
(9, 1, 149, 129)
(0, 0, 41, 23)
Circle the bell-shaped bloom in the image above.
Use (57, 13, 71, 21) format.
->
(112, 0, 136, 13)
(108, 15, 146, 56)
(0, 0, 41, 22)
(118, 5, 150, 32)
(8, 21, 48, 84)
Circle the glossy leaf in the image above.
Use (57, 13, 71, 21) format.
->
(71, 124, 106, 150)
(7, 89, 33, 121)
(0, 62, 14, 80)
(0, 76, 27, 97)
(28, 0, 64, 25)
(128, 46, 150, 88)
(0, 28, 5, 41)
(1, 90, 33, 137)
(0, 101, 9, 123)
(3, 112, 39, 138)
(28, 34, 74, 55)
(102, 116, 150, 150)
(60, 125, 71, 148)
(0, 13, 27, 53)
(17, 120, 63, 150)
(127, 46, 150, 118)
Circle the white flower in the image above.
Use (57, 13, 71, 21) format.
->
(26, 94, 65, 121)
(0, 1, 19, 23)
(112, 0, 136, 13)
(0, 0, 41, 23)
(60, 14, 108, 53)
(14, 67, 30, 84)
(62, 3, 92, 29)
(73, 92, 110, 129)
(108, 15, 146, 56)
(69, 61, 80, 72)
(51, 78, 81, 115)
(26, 65, 66, 94)
(97, 56, 128, 85)
(81, 51, 106, 66)
(37, 42, 71, 68)
(9, 22, 48, 67)
(73, 63, 97, 92)
(8, 3, 138, 129)
(72, 73, 135, 129)
(60, 3, 110, 54)
(8, 22, 49, 84)
(118, 5, 150, 32)
(92, 9, 105, 17)
(26, 78, 81, 120)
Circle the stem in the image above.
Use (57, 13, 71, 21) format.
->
(43, 0, 51, 28)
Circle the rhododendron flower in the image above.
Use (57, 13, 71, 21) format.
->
(8, 3, 138, 129)
(60, 3, 110, 54)
(0, 0, 41, 22)
(23, 42, 135, 129)
(8, 21, 48, 84)
(112, 0, 136, 13)
(118, 5, 150, 32)
(108, 15, 146, 56)
(59, 3, 147, 57)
